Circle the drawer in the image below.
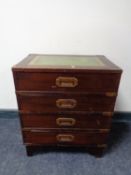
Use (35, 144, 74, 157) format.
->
(13, 72, 121, 92)
(21, 113, 112, 129)
(23, 130, 109, 145)
(17, 93, 116, 112)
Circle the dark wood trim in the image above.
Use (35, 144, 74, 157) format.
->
(0, 110, 130, 121)
(12, 54, 122, 73)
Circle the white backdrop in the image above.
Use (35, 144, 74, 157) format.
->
(0, 0, 131, 111)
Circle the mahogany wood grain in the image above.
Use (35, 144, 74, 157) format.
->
(17, 93, 116, 112)
(20, 113, 112, 129)
(13, 72, 121, 92)
(23, 130, 109, 145)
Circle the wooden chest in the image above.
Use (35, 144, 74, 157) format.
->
(12, 54, 122, 157)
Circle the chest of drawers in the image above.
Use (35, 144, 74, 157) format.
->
(12, 54, 122, 157)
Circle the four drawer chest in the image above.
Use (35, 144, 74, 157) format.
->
(12, 54, 122, 157)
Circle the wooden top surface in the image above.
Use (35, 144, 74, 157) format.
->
(12, 54, 122, 73)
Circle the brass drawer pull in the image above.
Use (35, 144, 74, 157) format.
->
(56, 77, 78, 87)
(105, 92, 117, 97)
(102, 112, 113, 117)
(56, 134, 74, 142)
(99, 129, 109, 133)
(56, 118, 76, 126)
(56, 99, 77, 109)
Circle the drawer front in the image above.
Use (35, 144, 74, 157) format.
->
(21, 113, 112, 129)
(17, 93, 116, 112)
(23, 130, 109, 145)
(14, 72, 121, 92)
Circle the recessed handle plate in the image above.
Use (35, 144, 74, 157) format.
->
(56, 77, 78, 87)
(56, 117, 76, 126)
(56, 99, 77, 109)
(56, 134, 74, 142)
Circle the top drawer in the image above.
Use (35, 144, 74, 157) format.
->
(13, 72, 121, 92)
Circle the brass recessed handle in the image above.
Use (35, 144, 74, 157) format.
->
(56, 134, 74, 142)
(99, 129, 109, 133)
(56, 77, 78, 87)
(56, 99, 77, 109)
(105, 92, 117, 97)
(102, 112, 113, 117)
(56, 118, 76, 126)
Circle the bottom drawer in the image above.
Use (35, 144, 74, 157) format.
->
(23, 130, 109, 146)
